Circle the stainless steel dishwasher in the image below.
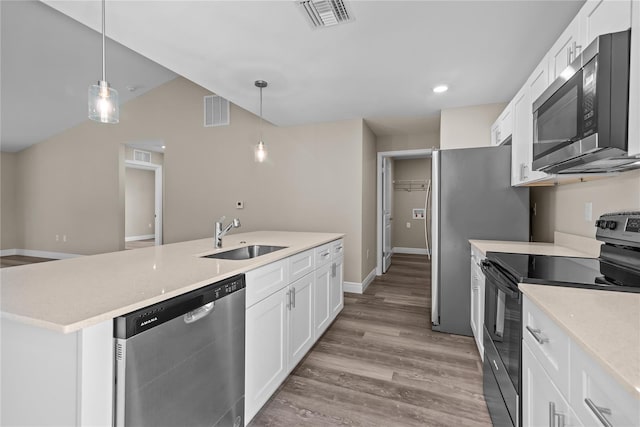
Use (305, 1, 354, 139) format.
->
(114, 274, 245, 427)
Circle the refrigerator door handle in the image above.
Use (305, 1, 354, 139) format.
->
(431, 150, 440, 326)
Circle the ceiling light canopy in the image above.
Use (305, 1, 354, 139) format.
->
(433, 85, 448, 94)
(88, 0, 119, 124)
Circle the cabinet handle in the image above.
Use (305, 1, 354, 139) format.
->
(567, 46, 572, 65)
(287, 290, 291, 310)
(585, 398, 613, 427)
(322, 252, 330, 258)
(549, 402, 566, 427)
(332, 262, 337, 278)
(526, 326, 549, 344)
(572, 41, 582, 61)
(292, 287, 296, 309)
(335, 246, 343, 252)
(493, 359, 499, 371)
(523, 164, 529, 179)
(519, 163, 525, 181)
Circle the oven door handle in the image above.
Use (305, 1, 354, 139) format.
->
(481, 261, 519, 298)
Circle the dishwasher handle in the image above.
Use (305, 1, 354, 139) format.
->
(183, 302, 215, 324)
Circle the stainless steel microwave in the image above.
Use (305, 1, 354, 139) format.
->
(532, 29, 633, 174)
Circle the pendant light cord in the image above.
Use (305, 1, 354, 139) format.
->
(102, 0, 106, 82)
(259, 86, 263, 140)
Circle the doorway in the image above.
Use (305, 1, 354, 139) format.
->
(124, 155, 163, 248)
(376, 149, 433, 275)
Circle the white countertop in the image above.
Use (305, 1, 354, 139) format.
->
(469, 239, 594, 258)
(0, 231, 343, 334)
(520, 284, 640, 399)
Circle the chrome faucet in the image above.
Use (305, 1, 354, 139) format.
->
(215, 216, 241, 248)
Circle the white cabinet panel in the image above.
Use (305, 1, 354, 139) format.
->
(523, 297, 570, 398)
(245, 287, 289, 422)
(330, 256, 344, 318)
(245, 260, 289, 308)
(331, 239, 344, 259)
(581, 0, 632, 46)
(315, 243, 332, 268)
(314, 264, 332, 338)
(522, 342, 583, 427)
(289, 249, 314, 283)
(548, 15, 582, 82)
(570, 341, 640, 427)
(288, 274, 315, 368)
(470, 248, 485, 360)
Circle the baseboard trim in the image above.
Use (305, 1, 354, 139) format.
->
(344, 268, 377, 294)
(125, 234, 155, 242)
(0, 249, 83, 259)
(393, 247, 429, 255)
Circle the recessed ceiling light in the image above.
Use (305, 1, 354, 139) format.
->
(433, 85, 448, 93)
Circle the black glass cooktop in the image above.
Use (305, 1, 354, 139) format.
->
(486, 252, 640, 292)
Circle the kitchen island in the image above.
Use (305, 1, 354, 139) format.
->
(1, 231, 343, 427)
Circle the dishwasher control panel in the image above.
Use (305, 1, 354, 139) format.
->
(114, 274, 245, 339)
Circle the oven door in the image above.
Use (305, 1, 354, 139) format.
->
(482, 260, 522, 426)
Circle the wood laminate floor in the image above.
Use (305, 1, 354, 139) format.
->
(250, 253, 491, 427)
(0, 255, 57, 268)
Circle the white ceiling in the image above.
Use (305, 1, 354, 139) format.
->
(0, 1, 177, 152)
(2, 1, 584, 152)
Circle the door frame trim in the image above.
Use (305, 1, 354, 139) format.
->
(124, 160, 163, 246)
(376, 149, 433, 276)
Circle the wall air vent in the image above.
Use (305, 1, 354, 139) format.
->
(204, 95, 230, 127)
(299, 0, 353, 28)
(133, 149, 152, 163)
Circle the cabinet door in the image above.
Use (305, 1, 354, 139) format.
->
(580, 0, 632, 46)
(330, 256, 344, 318)
(314, 264, 332, 338)
(289, 274, 315, 369)
(549, 15, 582, 82)
(490, 122, 501, 146)
(511, 86, 531, 186)
(522, 342, 582, 427)
(498, 103, 513, 143)
(245, 287, 289, 423)
(245, 260, 289, 308)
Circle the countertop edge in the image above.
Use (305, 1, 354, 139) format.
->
(1, 232, 345, 334)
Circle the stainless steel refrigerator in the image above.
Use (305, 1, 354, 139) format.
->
(430, 146, 529, 336)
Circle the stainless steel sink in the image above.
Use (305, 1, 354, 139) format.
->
(202, 245, 287, 260)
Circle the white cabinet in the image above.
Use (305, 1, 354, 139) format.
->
(580, 0, 632, 46)
(523, 342, 582, 427)
(548, 15, 582, 82)
(314, 264, 332, 337)
(491, 102, 513, 146)
(522, 295, 640, 427)
(288, 273, 315, 368)
(629, 0, 640, 157)
(245, 287, 289, 422)
(245, 239, 344, 425)
(330, 255, 344, 317)
(511, 58, 554, 186)
(469, 247, 485, 359)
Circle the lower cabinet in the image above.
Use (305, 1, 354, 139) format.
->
(523, 341, 582, 427)
(288, 273, 315, 368)
(245, 287, 289, 423)
(314, 264, 332, 337)
(245, 239, 344, 425)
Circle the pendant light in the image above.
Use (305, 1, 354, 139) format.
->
(88, 0, 119, 124)
(254, 80, 268, 163)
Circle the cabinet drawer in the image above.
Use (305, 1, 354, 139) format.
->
(570, 341, 640, 427)
(523, 297, 570, 398)
(289, 249, 314, 283)
(315, 243, 332, 268)
(245, 260, 290, 308)
(331, 239, 344, 260)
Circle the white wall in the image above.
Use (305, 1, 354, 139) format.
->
(392, 158, 431, 250)
(440, 103, 505, 149)
(125, 168, 155, 238)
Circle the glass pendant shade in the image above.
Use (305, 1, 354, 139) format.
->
(255, 140, 267, 163)
(88, 80, 119, 123)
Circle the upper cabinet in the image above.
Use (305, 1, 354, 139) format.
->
(580, 0, 632, 46)
(508, 0, 637, 186)
(490, 101, 513, 146)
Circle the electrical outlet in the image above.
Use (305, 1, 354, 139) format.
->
(236, 201, 244, 209)
(406, 222, 411, 229)
(56, 234, 59, 242)
(63, 235, 67, 242)
(366, 249, 369, 259)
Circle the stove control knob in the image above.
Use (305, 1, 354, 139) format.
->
(598, 220, 607, 229)
(607, 221, 617, 230)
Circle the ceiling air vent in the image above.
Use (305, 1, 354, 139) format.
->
(299, 0, 353, 28)
(204, 95, 230, 127)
